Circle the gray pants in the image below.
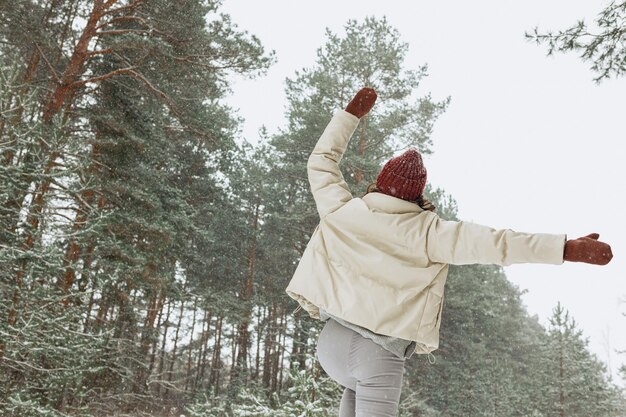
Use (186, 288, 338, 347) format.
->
(315, 318, 406, 417)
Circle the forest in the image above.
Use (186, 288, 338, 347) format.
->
(1, 1, 625, 416)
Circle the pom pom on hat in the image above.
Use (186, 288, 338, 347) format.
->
(376, 149, 427, 202)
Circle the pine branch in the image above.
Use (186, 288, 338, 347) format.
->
(103, 0, 120, 9)
(33, 44, 62, 85)
(95, 15, 149, 31)
(86, 48, 113, 57)
(102, 0, 144, 17)
(69, 66, 137, 88)
(96, 28, 149, 36)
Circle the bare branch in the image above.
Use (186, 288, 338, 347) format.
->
(102, 0, 144, 17)
(96, 29, 149, 36)
(171, 55, 241, 71)
(86, 48, 113, 57)
(95, 16, 149, 31)
(127, 69, 172, 105)
(50, 179, 99, 213)
(35, 44, 61, 83)
(70, 66, 137, 88)
(103, 0, 120, 9)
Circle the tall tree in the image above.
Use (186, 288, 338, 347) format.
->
(534, 303, 622, 417)
(0, 0, 273, 415)
(269, 17, 448, 373)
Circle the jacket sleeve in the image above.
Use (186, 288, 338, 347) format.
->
(425, 217, 566, 266)
(308, 109, 360, 218)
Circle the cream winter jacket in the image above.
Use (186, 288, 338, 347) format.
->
(285, 109, 566, 355)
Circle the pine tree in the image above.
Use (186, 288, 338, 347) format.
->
(534, 303, 623, 417)
(268, 17, 449, 378)
(0, 0, 273, 414)
(187, 353, 341, 416)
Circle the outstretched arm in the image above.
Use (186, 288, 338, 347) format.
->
(425, 217, 567, 266)
(308, 88, 377, 218)
(426, 218, 613, 266)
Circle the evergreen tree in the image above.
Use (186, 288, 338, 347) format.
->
(269, 16, 449, 376)
(0, 0, 272, 414)
(534, 303, 622, 417)
(187, 353, 341, 417)
(2, 5, 624, 415)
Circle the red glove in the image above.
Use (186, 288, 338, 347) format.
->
(345, 87, 377, 118)
(563, 233, 613, 265)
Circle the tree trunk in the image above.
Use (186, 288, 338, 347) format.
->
(83, 289, 96, 333)
(271, 302, 285, 393)
(148, 291, 167, 380)
(195, 308, 211, 391)
(354, 115, 367, 184)
(133, 279, 162, 394)
(231, 202, 260, 384)
(94, 293, 110, 331)
(0, 0, 60, 169)
(210, 315, 224, 395)
(10, 0, 110, 327)
(559, 339, 565, 417)
(297, 313, 308, 371)
(42, 1, 105, 123)
(254, 306, 262, 380)
(166, 297, 186, 396)
(277, 303, 287, 395)
(140, 277, 161, 356)
(59, 141, 104, 302)
(59, 189, 95, 303)
(0, 50, 40, 169)
(229, 322, 238, 389)
(290, 308, 305, 370)
(184, 297, 198, 392)
(157, 299, 173, 395)
(79, 196, 105, 333)
(262, 302, 277, 389)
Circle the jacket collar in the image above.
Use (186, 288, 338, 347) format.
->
(361, 192, 423, 214)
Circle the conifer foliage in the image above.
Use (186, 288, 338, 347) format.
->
(0, 0, 272, 415)
(0, 4, 623, 416)
(527, 1, 626, 82)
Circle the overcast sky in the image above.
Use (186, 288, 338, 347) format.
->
(220, 0, 626, 384)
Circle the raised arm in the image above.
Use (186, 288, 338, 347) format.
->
(308, 88, 377, 218)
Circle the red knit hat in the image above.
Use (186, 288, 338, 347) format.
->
(376, 149, 427, 201)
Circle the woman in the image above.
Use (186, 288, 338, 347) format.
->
(285, 87, 613, 417)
